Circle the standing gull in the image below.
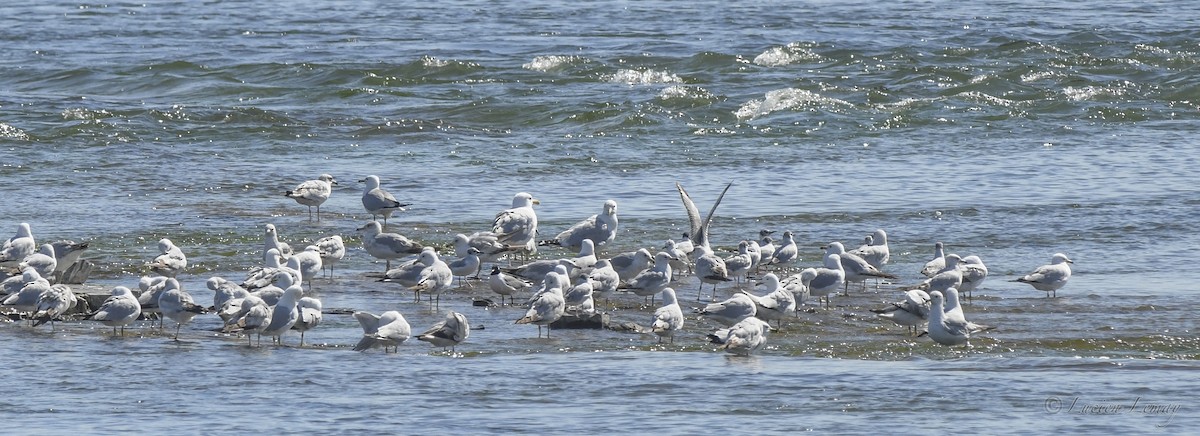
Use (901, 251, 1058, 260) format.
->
(492, 192, 540, 257)
(693, 245, 731, 301)
(315, 235, 345, 278)
(698, 292, 757, 327)
(260, 285, 303, 345)
(542, 199, 619, 251)
(587, 259, 620, 309)
(293, 296, 323, 346)
(49, 240, 89, 283)
(766, 231, 799, 269)
(0, 223, 35, 268)
(957, 255, 989, 300)
(848, 229, 890, 270)
(263, 224, 293, 263)
(88, 286, 142, 336)
(823, 241, 897, 293)
(651, 287, 684, 344)
(32, 284, 77, 328)
(284, 173, 337, 221)
(448, 247, 482, 286)
(805, 254, 847, 307)
(741, 273, 796, 328)
(354, 310, 411, 353)
(707, 316, 772, 356)
(290, 245, 324, 291)
(1012, 253, 1073, 298)
(19, 244, 57, 282)
(516, 273, 566, 338)
(359, 175, 410, 228)
(454, 232, 512, 264)
(488, 265, 532, 306)
(358, 221, 423, 271)
(722, 241, 754, 283)
(920, 242, 946, 278)
(158, 278, 206, 340)
(147, 238, 187, 278)
(925, 290, 970, 346)
(871, 289, 930, 336)
(418, 311, 470, 351)
(620, 251, 674, 304)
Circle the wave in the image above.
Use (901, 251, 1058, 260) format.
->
(603, 69, 682, 85)
(752, 42, 822, 67)
(522, 55, 590, 72)
(734, 88, 854, 121)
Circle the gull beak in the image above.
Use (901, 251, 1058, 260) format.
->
(532, 199, 541, 205)
(357, 178, 367, 183)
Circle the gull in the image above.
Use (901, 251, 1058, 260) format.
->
(943, 287, 994, 333)
(147, 238, 187, 278)
(290, 245, 324, 291)
(901, 254, 963, 294)
(2, 266, 33, 295)
(871, 289, 930, 335)
(49, 240, 88, 283)
(746, 240, 762, 275)
(358, 221, 423, 271)
(360, 175, 410, 228)
(353, 310, 411, 353)
(251, 271, 294, 306)
(315, 235, 345, 278)
(32, 284, 77, 328)
(19, 244, 57, 282)
(137, 275, 169, 323)
(563, 239, 598, 272)
(587, 259, 620, 309)
(87, 286, 141, 336)
(925, 290, 970, 346)
(263, 224, 293, 263)
(564, 275, 595, 316)
(620, 251, 674, 304)
(454, 232, 512, 264)
(241, 248, 299, 290)
(448, 247, 482, 286)
(608, 248, 653, 282)
(766, 231, 799, 269)
(722, 241, 753, 283)
(222, 293, 268, 342)
(284, 173, 337, 221)
(957, 255, 989, 300)
(380, 248, 432, 287)
(741, 273, 796, 328)
(0, 223, 35, 268)
(698, 292, 756, 327)
(158, 278, 206, 340)
(2, 268, 51, 318)
(492, 192, 540, 257)
(805, 254, 847, 307)
(693, 245, 731, 301)
(501, 257, 569, 284)
(292, 296, 322, 346)
(541, 199, 619, 251)
(212, 280, 251, 323)
(756, 230, 776, 272)
(516, 274, 566, 338)
(675, 181, 732, 253)
(848, 229, 890, 270)
(779, 272, 810, 310)
(409, 248, 453, 310)
(1013, 253, 1073, 298)
(260, 285, 303, 345)
(706, 316, 771, 356)
(418, 311, 469, 351)
(822, 241, 897, 293)
(920, 242, 946, 278)
(525, 266, 569, 306)
(488, 265, 532, 306)
(662, 239, 691, 278)
(651, 287, 684, 344)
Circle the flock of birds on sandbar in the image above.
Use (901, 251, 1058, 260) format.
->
(0, 173, 1076, 356)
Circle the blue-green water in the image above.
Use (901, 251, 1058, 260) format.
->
(2, 0, 1199, 432)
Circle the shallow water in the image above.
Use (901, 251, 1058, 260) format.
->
(2, 0, 1200, 432)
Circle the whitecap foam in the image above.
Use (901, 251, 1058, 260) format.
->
(734, 88, 853, 121)
(605, 69, 682, 85)
(523, 55, 587, 72)
(752, 43, 822, 67)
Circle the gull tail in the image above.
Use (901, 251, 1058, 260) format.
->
(353, 335, 381, 352)
(537, 239, 562, 247)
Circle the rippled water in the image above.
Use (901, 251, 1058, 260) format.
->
(2, 0, 1200, 431)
